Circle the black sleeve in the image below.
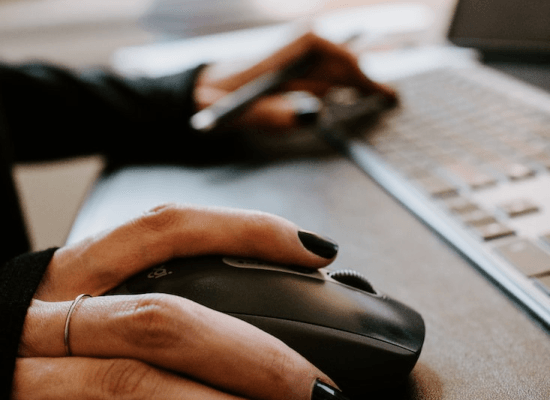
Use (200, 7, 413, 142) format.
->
(0, 62, 244, 397)
(0, 62, 238, 165)
(0, 62, 256, 397)
(0, 248, 58, 399)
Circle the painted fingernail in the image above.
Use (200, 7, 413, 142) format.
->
(311, 380, 350, 400)
(298, 230, 338, 259)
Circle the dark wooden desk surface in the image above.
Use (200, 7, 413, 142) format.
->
(68, 150, 550, 399)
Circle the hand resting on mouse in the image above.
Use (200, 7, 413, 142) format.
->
(14, 204, 342, 400)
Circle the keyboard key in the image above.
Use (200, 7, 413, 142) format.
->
(414, 176, 459, 198)
(444, 163, 497, 189)
(443, 197, 479, 214)
(539, 233, 550, 247)
(460, 210, 497, 226)
(498, 199, 539, 218)
(403, 166, 432, 179)
(530, 152, 550, 168)
(495, 239, 550, 276)
(515, 143, 547, 158)
(491, 161, 535, 180)
(473, 222, 515, 241)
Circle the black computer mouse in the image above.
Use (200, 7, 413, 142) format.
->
(108, 256, 425, 398)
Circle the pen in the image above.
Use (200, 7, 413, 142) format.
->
(190, 53, 317, 133)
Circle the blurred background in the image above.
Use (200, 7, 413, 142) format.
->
(1, 0, 454, 250)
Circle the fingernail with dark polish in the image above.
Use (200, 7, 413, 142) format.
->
(311, 380, 350, 400)
(298, 231, 338, 259)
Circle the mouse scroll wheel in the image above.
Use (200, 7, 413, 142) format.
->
(329, 270, 376, 294)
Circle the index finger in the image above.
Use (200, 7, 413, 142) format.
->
(37, 204, 338, 301)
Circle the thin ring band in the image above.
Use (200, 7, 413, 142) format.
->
(64, 294, 92, 356)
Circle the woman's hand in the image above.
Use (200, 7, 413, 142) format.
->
(194, 31, 397, 132)
(14, 204, 341, 400)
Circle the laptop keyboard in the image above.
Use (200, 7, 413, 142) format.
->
(348, 68, 550, 326)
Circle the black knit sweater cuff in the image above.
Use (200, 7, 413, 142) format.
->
(0, 248, 58, 398)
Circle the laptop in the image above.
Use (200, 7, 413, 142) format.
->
(345, 0, 550, 326)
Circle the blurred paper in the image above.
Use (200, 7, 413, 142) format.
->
(112, 3, 438, 78)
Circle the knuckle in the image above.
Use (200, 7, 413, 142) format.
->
(122, 294, 181, 349)
(94, 359, 157, 400)
(134, 203, 183, 234)
(300, 31, 317, 47)
(245, 212, 288, 246)
(263, 347, 297, 387)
